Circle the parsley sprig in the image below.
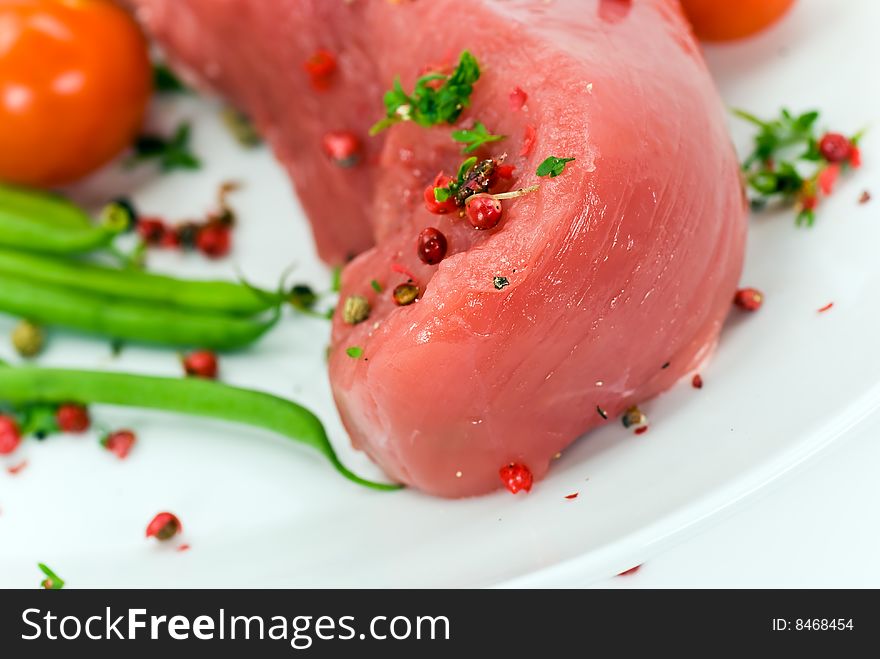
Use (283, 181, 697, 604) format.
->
(536, 156, 576, 178)
(370, 51, 480, 135)
(736, 108, 862, 226)
(130, 122, 201, 173)
(452, 122, 505, 154)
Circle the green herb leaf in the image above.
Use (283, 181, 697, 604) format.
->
(452, 122, 505, 154)
(346, 346, 364, 359)
(38, 563, 65, 590)
(370, 51, 481, 135)
(456, 156, 478, 182)
(370, 279, 383, 293)
(536, 156, 576, 178)
(153, 63, 188, 94)
(130, 122, 201, 173)
(330, 266, 342, 293)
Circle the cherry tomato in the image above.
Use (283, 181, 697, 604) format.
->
(679, 0, 795, 42)
(0, 0, 152, 186)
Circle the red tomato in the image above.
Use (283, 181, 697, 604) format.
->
(0, 0, 152, 186)
(679, 0, 795, 42)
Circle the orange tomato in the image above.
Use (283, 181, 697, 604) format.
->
(0, 0, 152, 187)
(679, 0, 795, 42)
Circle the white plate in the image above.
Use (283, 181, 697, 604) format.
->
(1, 0, 879, 588)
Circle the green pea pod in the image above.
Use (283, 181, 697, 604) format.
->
(0, 248, 279, 316)
(0, 183, 93, 230)
(0, 364, 401, 491)
(0, 273, 278, 350)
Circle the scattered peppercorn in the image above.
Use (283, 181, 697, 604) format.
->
(618, 565, 641, 577)
(305, 49, 336, 78)
(818, 132, 853, 163)
(322, 131, 361, 167)
(564, 492, 579, 500)
(195, 222, 232, 258)
(101, 429, 137, 460)
(466, 196, 502, 230)
(146, 512, 182, 541)
(499, 462, 533, 494)
(304, 49, 337, 90)
(520, 124, 537, 156)
(734, 287, 764, 311)
(621, 405, 647, 429)
(56, 403, 90, 433)
(0, 415, 22, 455)
(634, 426, 648, 435)
(174, 221, 201, 251)
(100, 199, 138, 233)
(7, 460, 27, 475)
(818, 302, 834, 313)
(12, 320, 45, 358)
(342, 295, 371, 325)
(417, 227, 448, 265)
(221, 108, 262, 147)
(393, 282, 420, 306)
(692, 374, 703, 389)
(509, 86, 528, 111)
(182, 350, 219, 379)
(859, 190, 872, 204)
(424, 173, 459, 214)
(493, 276, 509, 290)
(596, 405, 608, 420)
(289, 284, 319, 313)
(137, 217, 167, 245)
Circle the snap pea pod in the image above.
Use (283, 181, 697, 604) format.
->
(0, 364, 401, 491)
(0, 183, 93, 230)
(0, 272, 278, 350)
(0, 247, 279, 316)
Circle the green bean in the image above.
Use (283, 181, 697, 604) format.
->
(0, 363, 401, 491)
(0, 213, 120, 255)
(0, 247, 279, 316)
(0, 183, 93, 230)
(0, 272, 278, 350)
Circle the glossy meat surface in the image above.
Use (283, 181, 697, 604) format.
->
(132, 0, 747, 496)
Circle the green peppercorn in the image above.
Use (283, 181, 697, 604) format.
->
(12, 320, 44, 358)
(221, 108, 262, 147)
(392, 283, 420, 306)
(289, 284, 319, 312)
(342, 295, 371, 325)
(100, 199, 138, 233)
(621, 405, 647, 429)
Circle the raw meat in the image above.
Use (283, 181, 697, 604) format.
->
(131, 0, 747, 497)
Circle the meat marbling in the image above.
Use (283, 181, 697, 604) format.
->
(131, 0, 747, 497)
